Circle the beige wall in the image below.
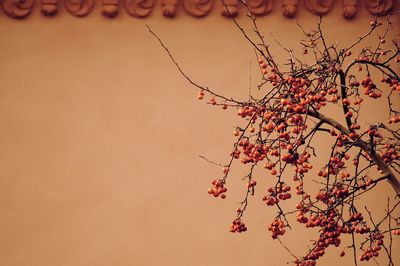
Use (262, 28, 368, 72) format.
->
(0, 2, 399, 266)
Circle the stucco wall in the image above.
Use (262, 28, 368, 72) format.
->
(0, 2, 399, 266)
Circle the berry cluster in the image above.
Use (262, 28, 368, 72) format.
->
(296, 211, 343, 265)
(262, 183, 291, 206)
(246, 179, 257, 189)
(380, 143, 399, 164)
(388, 115, 400, 124)
(230, 219, 247, 233)
(268, 219, 286, 239)
(359, 234, 384, 261)
(332, 186, 349, 199)
(238, 138, 268, 164)
(197, 90, 205, 100)
(207, 179, 227, 199)
(361, 76, 382, 98)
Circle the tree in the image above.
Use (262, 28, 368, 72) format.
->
(148, 6, 400, 266)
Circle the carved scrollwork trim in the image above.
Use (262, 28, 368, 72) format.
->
(304, 0, 334, 15)
(2, 0, 34, 19)
(102, 0, 119, 17)
(365, 0, 393, 16)
(282, 0, 298, 18)
(162, 0, 178, 17)
(247, 0, 273, 16)
(65, 0, 95, 17)
(0, 0, 395, 19)
(183, 0, 213, 17)
(342, 0, 357, 19)
(124, 0, 154, 17)
(42, 0, 58, 16)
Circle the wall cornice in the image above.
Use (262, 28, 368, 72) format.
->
(0, 0, 394, 19)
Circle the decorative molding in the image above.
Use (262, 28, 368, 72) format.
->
(0, 0, 396, 19)
(2, 0, 34, 18)
(41, 0, 58, 16)
(124, 0, 154, 17)
(102, 0, 119, 17)
(221, 0, 239, 18)
(161, 0, 178, 17)
(342, 0, 357, 19)
(282, 0, 298, 18)
(365, 0, 393, 16)
(65, 0, 95, 17)
(304, 0, 334, 15)
(247, 0, 273, 16)
(182, 0, 213, 17)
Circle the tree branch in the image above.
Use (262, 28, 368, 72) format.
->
(308, 109, 400, 195)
